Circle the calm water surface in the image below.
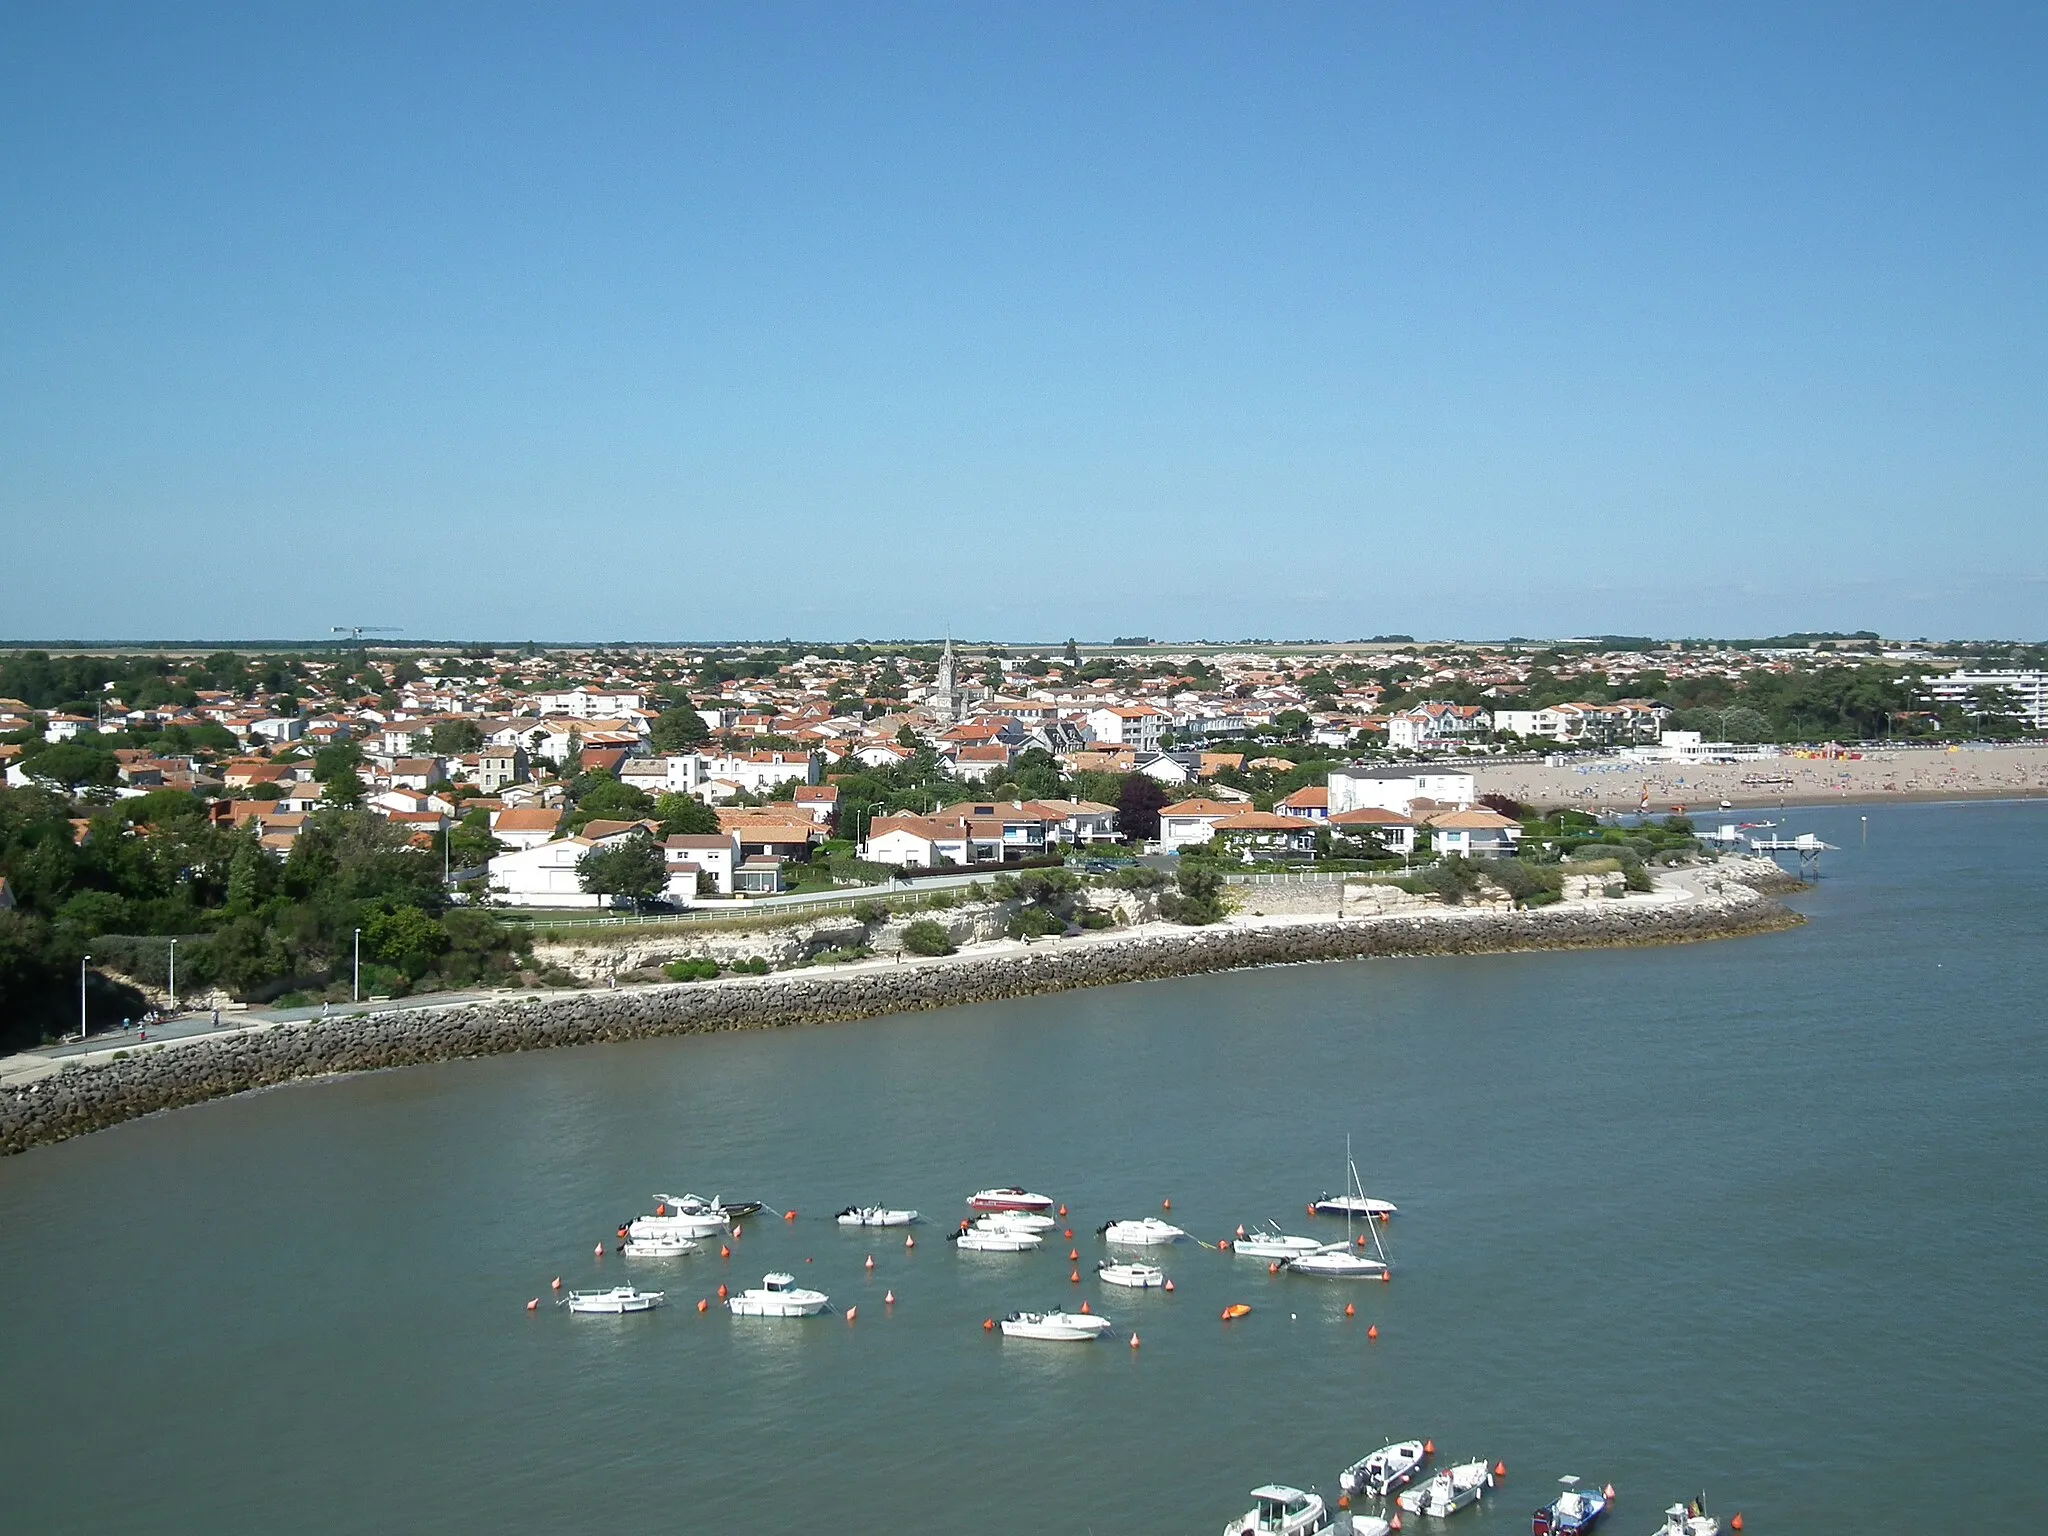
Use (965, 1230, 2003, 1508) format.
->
(2, 801, 2044, 1533)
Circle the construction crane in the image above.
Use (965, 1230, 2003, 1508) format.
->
(331, 626, 401, 643)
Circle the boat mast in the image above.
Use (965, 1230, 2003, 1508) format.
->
(1350, 1134, 1391, 1268)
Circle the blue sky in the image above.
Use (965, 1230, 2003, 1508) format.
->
(3, 3, 2043, 643)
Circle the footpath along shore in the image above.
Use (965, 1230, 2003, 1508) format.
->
(0, 866, 1801, 1156)
(1477, 741, 2048, 812)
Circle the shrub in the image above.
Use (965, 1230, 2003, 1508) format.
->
(900, 919, 955, 957)
(1158, 860, 1226, 925)
(662, 958, 720, 982)
(1007, 905, 1064, 940)
(851, 899, 889, 925)
(1111, 865, 1167, 891)
(739, 956, 771, 975)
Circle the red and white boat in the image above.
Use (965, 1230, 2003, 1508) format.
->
(967, 1187, 1055, 1213)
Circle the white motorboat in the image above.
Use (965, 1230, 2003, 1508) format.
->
(563, 1286, 665, 1314)
(726, 1272, 830, 1317)
(1223, 1484, 1331, 1536)
(1286, 1242, 1388, 1278)
(1232, 1224, 1323, 1260)
(1312, 1136, 1398, 1219)
(975, 1209, 1056, 1231)
(1396, 1461, 1492, 1517)
(835, 1206, 920, 1227)
(655, 1192, 758, 1221)
(627, 1211, 727, 1239)
(1340, 1440, 1428, 1498)
(1345, 1518, 1392, 1536)
(620, 1234, 699, 1258)
(1098, 1217, 1188, 1246)
(1651, 1499, 1719, 1536)
(1096, 1259, 1166, 1288)
(967, 1187, 1055, 1212)
(950, 1226, 1042, 1252)
(998, 1309, 1114, 1341)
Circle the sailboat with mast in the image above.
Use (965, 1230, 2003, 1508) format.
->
(1289, 1136, 1391, 1278)
(1312, 1135, 1398, 1219)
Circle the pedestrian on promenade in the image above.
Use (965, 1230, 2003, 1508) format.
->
(211, 1007, 220, 1028)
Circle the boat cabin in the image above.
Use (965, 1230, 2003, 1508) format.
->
(1246, 1485, 1328, 1536)
(759, 1272, 797, 1292)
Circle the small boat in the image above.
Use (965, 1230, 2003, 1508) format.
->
(1397, 1461, 1493, 1517)
(1285, 1242, 1388, 1278)
(1096, 1260, 1166, 1288)
(1221, 1303, 1253, 1321)
(620, 1234, 699, 1258)
(835, 1206, 920, 1227)
(950, 1227, 1042, 1252)
(1222, 1484, 1331, 1536)
(1534, 1476, 1608, 1534)
(1232, 1224, 1324, 1260)
(1098, 1217, 1188, 1246)
(726, 1272, 830, 1317)
(1340, 1440, 1428, 1498)
(628, 1211, 728, 1240)
(1312, 1138, 1397, 1219)
(563, 1286, 664, 1314)
(967, 1187, 1055, 1212)
(656, 1192, 759, 1220)
(999, 1309, 1114, 1341)
(1651, 1498, 1718, 1536)
(975, 1209, 1056, 1231)
(1348, 1519, 1393, 1536)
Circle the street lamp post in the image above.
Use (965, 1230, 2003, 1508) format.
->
(168, 938, 178, 1014)
(353, 928, 362, 1003)
(80, 954, 92, 1042)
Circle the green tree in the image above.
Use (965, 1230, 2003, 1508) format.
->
(900, 918, 955, 956)
(428, 720, 484, 754)
(655, 792, 720, 836)
(650, 707, 710, 752)
(313, 741, 365, 781)
(1159, 860, 1226, 925)
(365, 904, 448, 979)
(22, 742, 118, 789)
(576, 831, 666, 910)
(323, 765, 365, 808)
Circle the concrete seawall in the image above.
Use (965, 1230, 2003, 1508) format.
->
(0, 880, 1801, 1156)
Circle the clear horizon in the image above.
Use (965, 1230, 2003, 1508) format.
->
(5, 4, 2044, 642)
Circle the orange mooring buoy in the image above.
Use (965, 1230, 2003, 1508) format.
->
(1236, 1224, 1247, 1238)
(1218, 1238, 1231, 1250)
(864, 1254, 875, 1269)
(1367, 1324, 1379, 1339)
(551, 1277, 562, 1290)
(1058, 1205, 1067, 1217)
(697, 1298, 708, 1312)
(717, 1283, 728, 1299)
(1380, 1269, 1390, 1283)
(983, 1317, 994, 1331)
(784, 1210, 797, 1221)
(1161, 1198, 1171, 1210)
(1494, 1462, 1507, 1478)
(1307, 1203, 1316, 1216)
(1062, 1228, 1072, 1239)
(593, 1245, 604, 1257)
(1338, 1495, 1350, 1510)
(719, 1245, 730, 1258)
(1070, 1270, 1080, 1283)
(1268, 1261, 1280, 1274)
(1129, 1331, 1140, 1348)
(884, 1291, 895, 1305)
(1390, 1516, 1401, 1532)
(905, 1235, 916, 1249)
(1729, 1517, 1742, 1532)
(1068, 1248, 1079, 1261)
(1602, 1485, 1615, 1502)
(1163, 1279, 1174, 1292)
(1344, 1302, 1354, 1317)
(846, 1306, 857, 1323)
(1424, 1440, 1434, 1456)
(526, 1298, 538, 1311)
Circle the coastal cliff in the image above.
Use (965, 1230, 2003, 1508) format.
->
(0, 876, 1801, 1156)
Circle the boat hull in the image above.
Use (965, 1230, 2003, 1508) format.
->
(967, 1189, 1055, 1212)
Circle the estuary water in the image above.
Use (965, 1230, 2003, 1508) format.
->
(1, 799, 2044, 1534)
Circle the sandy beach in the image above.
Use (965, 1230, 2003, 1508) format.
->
(1475, 743, 2048, 813)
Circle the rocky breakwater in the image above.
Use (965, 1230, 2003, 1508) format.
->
(0, 879, 1800, 1156)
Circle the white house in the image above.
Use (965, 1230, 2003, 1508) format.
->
(1327, 766, 1476, 816)
(1386, 703, 1491, 750)
(696, 750, 818, 795)
(532, 688, 646, 718)
(1086, 705, 1168, 752)
(1329, 806, 1418, 856)
(490, 806, 564, 849)
(1426, 808, 1522, 859)
(1157, 798, 1248, 852)
(664, 832, 739, 899)
(488, 835, 614, 907)
(861, 814, 970, 869)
